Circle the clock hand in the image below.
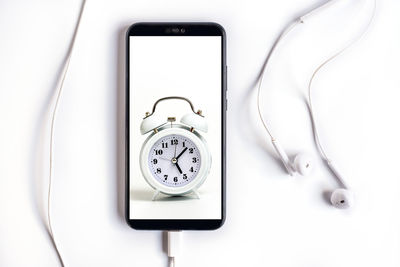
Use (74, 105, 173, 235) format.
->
(175, 162, 183, 174)
(174, 143, 177, 158)
(176, 147, 188, 160)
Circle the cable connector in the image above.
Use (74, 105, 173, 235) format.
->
(167, 231, 182, 267)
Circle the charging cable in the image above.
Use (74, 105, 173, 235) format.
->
(46, 1, 87, 266)
(167, 231, 182, 267)
(45, 2, 185, 267)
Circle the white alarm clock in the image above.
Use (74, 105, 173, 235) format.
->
(139, 96, 211, 200)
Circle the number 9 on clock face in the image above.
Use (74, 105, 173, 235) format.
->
(149, 135, 201, 187)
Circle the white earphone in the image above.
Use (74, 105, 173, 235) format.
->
(257, 0, 376, 209)
(271, 139, 314, 176)
(326, 161, 354, 209)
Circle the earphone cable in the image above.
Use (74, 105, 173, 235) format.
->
(256, 19, 302, 141)
(307, 0, 377, 163)
(47, 1, 87, 266)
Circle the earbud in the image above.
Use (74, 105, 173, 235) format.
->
(330, 188, 354, 209)
(327, 161, 354, 209)
(272, 139, 314, 176)
(293, 154, 314, 176)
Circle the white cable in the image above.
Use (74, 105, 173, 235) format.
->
(167, 231, 182, 267)
(256, 19, 303, 141)
(256, 0, 346, 142)
(168, 257, 175, 267)
(47, 1, 87, 266)
(299, 0, 341, 22)
(307, 0, 377, 163)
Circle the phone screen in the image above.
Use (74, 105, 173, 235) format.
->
(126, 24, 225, 228)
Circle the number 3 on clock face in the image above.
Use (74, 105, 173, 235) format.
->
(149, 134, 201, 187)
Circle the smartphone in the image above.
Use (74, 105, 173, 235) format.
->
(125, 23, 226, 230)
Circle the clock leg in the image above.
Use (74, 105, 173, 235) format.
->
(152, 190, 160, 201)
(192, 190, 200, 199)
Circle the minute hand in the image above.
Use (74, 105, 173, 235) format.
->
(176, 147, 188, 160)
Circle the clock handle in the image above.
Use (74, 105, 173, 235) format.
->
(149, 96, 201, 116)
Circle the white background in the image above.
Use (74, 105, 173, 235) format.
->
(0, 0, 399, 266)
(129, 36, 222, 219)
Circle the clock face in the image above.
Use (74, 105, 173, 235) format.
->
(148, 134, 201, 187)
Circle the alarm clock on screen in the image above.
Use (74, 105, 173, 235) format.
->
(139, 96, 212, 200)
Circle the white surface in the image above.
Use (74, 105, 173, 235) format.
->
(130, 36, 221, 219)
(1, 0, 400, 266)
